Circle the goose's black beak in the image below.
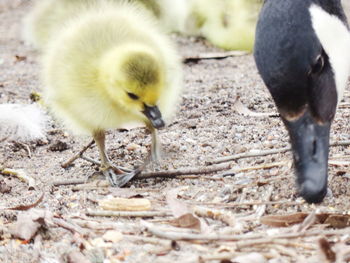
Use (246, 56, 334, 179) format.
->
(283, 110, 330, 203)
(143, 104, 165, 129)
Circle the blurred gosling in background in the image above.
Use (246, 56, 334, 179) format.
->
(186, 0, 262, 51)
(23, 0, 161, 50)
(24, 0, 262, 52)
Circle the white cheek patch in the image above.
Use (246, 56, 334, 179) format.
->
(310, 4, 350, 104)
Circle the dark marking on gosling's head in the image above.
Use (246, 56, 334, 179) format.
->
(123, 53, 160, 87)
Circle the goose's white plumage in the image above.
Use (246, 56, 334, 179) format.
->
(41, 1, 182, 186)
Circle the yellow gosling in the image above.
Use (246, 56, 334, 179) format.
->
(42, 1, 182, 186)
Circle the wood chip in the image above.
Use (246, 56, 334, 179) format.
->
(98, 197, 151, 211)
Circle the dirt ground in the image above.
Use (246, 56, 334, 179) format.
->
(2, 1, 350, 263)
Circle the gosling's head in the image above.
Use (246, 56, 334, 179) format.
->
(100, 44, 165, 129)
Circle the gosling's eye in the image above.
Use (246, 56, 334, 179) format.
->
(310, 54, 325, 75)
(127, 92, 139, 100)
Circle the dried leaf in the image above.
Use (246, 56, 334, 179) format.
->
(8, 192, 44, 211)
(232, 252, 267, 263)
(66, 251, 91, 263)
(260, 213, 308, 227)
(102, 230, 123, 243)
(318, 238, 336, 262)
(9, 209, 51, 240)
(261, 212, 350, 229)
(98, 197, 151, 211)
(232, 98, 275, 117)
(168, 213, 201, 231)
(14, 55, 26, 62)
(324, 215, 350, 228)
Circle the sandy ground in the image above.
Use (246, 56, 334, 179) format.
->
(2, 1, 350, 263)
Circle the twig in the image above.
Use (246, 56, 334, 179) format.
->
(52, 179, 87, 186)
(61, 140, 95, 168)
(221, 161, 288, 177)
(235, 239, 315, 250)
(189, 200, 302, 208)
(80, 155, 101, 166)
(200, 252, 238, 261)
(256, 185, 273, 218)
(136, 163, 231, 179)
(71, 218, 115, 231)
(273, 245, 299, 258)
(86, 209, 171, 218)
(208, 147, 291, 165)
(193, 206, 236, 226)
(124, 234, 172, 246)
(14, 142, 32, 158)
(297, 210, 317, 232)
(183, 51, 248, 63)
(1, 168, 36, 188)
(52, 218, 88, 236)
(7, 192, 44, 211)
(142, 221, 350, 241)
(209, 140, 350, 164)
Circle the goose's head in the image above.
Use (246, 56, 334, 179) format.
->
(254, 0, 350, 203)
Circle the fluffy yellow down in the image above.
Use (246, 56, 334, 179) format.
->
(23, 0, 161, 50)
(41, 1, 182, 135)
(188, 0, 262, 51)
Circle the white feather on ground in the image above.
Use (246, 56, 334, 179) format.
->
(0, 104, 47, 141)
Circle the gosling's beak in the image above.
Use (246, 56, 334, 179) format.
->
(283, 110, 330, 203)
(142, 104, 165, 129)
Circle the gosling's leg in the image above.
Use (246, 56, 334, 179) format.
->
(93, 130, 139, 187)
(149, 126, 161, 162)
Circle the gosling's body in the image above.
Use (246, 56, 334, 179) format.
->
(42, 1, 182, 185)
(189, 0, 262, 51)
(23, 0, 161, 50)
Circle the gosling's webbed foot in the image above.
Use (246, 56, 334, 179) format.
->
(101, 165, 141, 187)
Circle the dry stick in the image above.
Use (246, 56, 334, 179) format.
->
(221, 161, 288, 176)
(200, 252, 238, 261)
(183, 51, 248, 63)
(14, 142, 32, 158)
(297, 210, 317, 232)
(54, 164, 230, 188)
(136, 163, 231, 179)
(7, 192, 44, 211)
(193, 206, 236, 226)
(1, 168, 36, 188)
(256, 185, 273, 218)
(53, 179, 87, 186)
(61, 140, 95, 168)
(52, 218, 88, 236)
(86, 209, 171, 218)
(189, 200, 302, 208)
(142, 221, 350, 242)
(235, 238, 315, 250)
(208, 147, 291, 165)
(209, 140, 350, 165)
